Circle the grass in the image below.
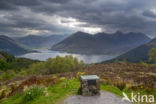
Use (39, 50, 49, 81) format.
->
(0, 78, 80, 104)
(101, 83, 124, 96)
(101, 83, 134, 100)
(0, 78, 155, 104)
(101, 83, 156, 102)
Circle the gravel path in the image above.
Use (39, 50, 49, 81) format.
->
(63, 91, 130, 104)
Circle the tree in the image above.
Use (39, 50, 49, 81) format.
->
(0, 59, 7, 71)
(28, 55, 85, 75)
(148, 48, 156, 63)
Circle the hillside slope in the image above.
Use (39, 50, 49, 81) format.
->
(0, 35, 31, 55)
(0, 63, 155, 104)
(51, 31, 150, 55)
(105, 38, 156, 62)
(0, 51, 39, 71)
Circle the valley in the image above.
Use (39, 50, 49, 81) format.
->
(0, 31, 155, 104)
(16, 49, 117, 64)
(0, 0, 156, 103)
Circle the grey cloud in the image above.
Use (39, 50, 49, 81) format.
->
(0, 0, 18, 10)
(0, 0, 41, 10)
(143, 10, 156, 18)
(0, 11, 75, 36)
(1, 0, 156, 37)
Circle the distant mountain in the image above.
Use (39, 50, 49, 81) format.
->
(51, 31, 151, 55)
(14, 35, 69, 49)
(0, 35, 31, 55)
(106, 38, 156, 63)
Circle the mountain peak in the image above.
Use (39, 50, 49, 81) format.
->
(26, 35, 41, 38)
(51, 31, 151, 55)
(115, 31, 123, 34)
(74, 31, 90, 35)
(69, 31, 92, 38)
(75, 31, 85, 34)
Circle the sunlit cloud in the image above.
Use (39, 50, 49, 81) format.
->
(59, 17, 102, 34)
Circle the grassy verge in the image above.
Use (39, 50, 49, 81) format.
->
(0, 79, 155, 104)
(0, 78, 80, 104)
(101, 83, 156, 102)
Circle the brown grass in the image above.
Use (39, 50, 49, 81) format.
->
(0, 62, 155, 100)
(0, 75, 59, 100)
(78, 62, 156, 89)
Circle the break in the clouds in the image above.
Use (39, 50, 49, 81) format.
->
(1, 0, 156, 37)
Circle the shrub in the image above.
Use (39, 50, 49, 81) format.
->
(0, 59, 7, 71)
(18, 70, 27, 75)
(116, 82, 126, 90)
(148, 48, 156, 63)
(115, 59, 119, 63)
(27, 62, 45, 75)
(77, 87, 82, 95)
(0, 71, 16, 80)
(23, 85, 45, 102)
(140, 61, 148, 67)
(123, 58, 127, 63)
(77, 72, 85, 80)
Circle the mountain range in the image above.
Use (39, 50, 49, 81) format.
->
(0, 35, 32, 55)
(0, 31, 152, 58)
(51, 31, 151, 55)
(14, 34, 69, 49)
(106, 38, 156, 63)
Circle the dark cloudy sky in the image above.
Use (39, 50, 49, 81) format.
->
(1, 0, 156, 37)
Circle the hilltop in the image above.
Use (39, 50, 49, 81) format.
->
(51, 31, 150, 55)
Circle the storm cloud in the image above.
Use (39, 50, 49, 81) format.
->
(0, 0, 156, 37)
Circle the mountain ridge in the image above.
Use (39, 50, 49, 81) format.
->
(51, 31, 151, 55)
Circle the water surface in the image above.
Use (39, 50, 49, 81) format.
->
(17, 49, 117, 64)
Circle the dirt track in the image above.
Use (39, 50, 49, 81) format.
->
(64, 91, 130, 104)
